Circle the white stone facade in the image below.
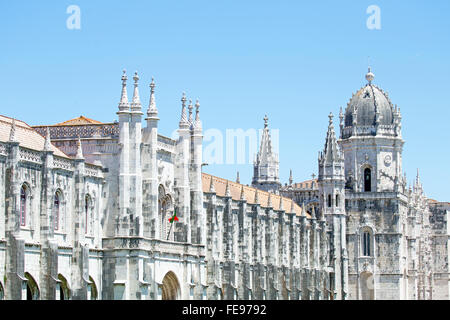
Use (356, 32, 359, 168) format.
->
(0, 68, 448, 300)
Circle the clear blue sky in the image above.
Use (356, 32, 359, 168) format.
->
(1, 1, 449, 201)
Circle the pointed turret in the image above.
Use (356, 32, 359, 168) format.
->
(252, 115, 280, 193)
(240, 185, 246, 201)
(194, 99, 202, 131)
(209, 176, 216, 193)
(146, 77, 159, 120)
(75, 138, 84, 160)
(118, 69, 129, 112)
(320, 112, 342, 165)
(254, 189, 259, 204)
(188, 99, 194, 126)
(179, 92, 189, 129)
(225, 180, 231, 197)
(130, 71, 142, 113)
(267, 193, 272, 208)
(9, 118, 18, 143)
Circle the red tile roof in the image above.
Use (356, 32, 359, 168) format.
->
(0, 115, 69, 158)
(202, 173, 309, 218)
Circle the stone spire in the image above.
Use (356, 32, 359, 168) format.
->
(236, 171, 240, 184)
(225, 180, 231, 197)
(118, 69, 129, 112)
(209, 176, 215, 193)
(43, 127, 52, 151)
(194, 99, 202, 131)
(9, 118, 18, 143)
(311, 206, 316, 220)
(146, 77, 158, 119)
(302, 202, 306, 217)
(267, 193, 272, 208)
(289, 169, 293, 185)
(254, 189, 259, 204)
(319, 112, 341, 165)
(252, 114, 280, 193)
(75, 138, 84, 160)
(179, 92, 189, 129)
(188, 99, 194, 125)
(240, 185, 246, 201)
(279, 196, 284, 211)
(130, 71, 142, 112)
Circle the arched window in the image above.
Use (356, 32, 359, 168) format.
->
(362, 230, 372, 256)
(20, 185, 28, 226)
(85, 194, 92, 234)
(54, 192, 60, 230)
(364, 168, 371, 192)
(19, 184, 29, 226)
(327, 194, 332, 208)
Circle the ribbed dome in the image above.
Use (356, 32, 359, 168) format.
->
(344, 70, 393, 127)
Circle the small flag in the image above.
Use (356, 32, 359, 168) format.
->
(168, 210, 179, 223)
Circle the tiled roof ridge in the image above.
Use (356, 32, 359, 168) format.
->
(0, 115, 70, 158)
(202, 172, 307, 217)
(56, 115, 103, 126)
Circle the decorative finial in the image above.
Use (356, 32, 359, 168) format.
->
(289, 169, 293, 185)
(263, 115, 269, 128)
(147, 77, 158, 118)
(194, 99, 202, 131)
(328, 112, 334, 125)
(209, 176, 215, 193)
(179, 92, 189, 128)
(225, 180, 231, 197)
(365, 67, 375, 84)
(44, 127, 52, 151)
(240, 185, 245, 201)
(188, 99, 193, 123)
(195, 99, 200, 120)
(118, 69, 129, 111)
(236, 171, 240, 184)
(75, 137, 84, 160)
(9, 118, 18, 143)
(131, 71, 141, 108)
(150, 77, 155, 93)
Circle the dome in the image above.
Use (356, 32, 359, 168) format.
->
(344, 69, 393, 127)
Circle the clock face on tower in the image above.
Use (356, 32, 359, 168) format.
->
(384, 154, 392, 167)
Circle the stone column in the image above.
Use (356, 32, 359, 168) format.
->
(71, 156, 88, 300)
(4, 138, 25, 300)
(39, 147, 59, 300)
